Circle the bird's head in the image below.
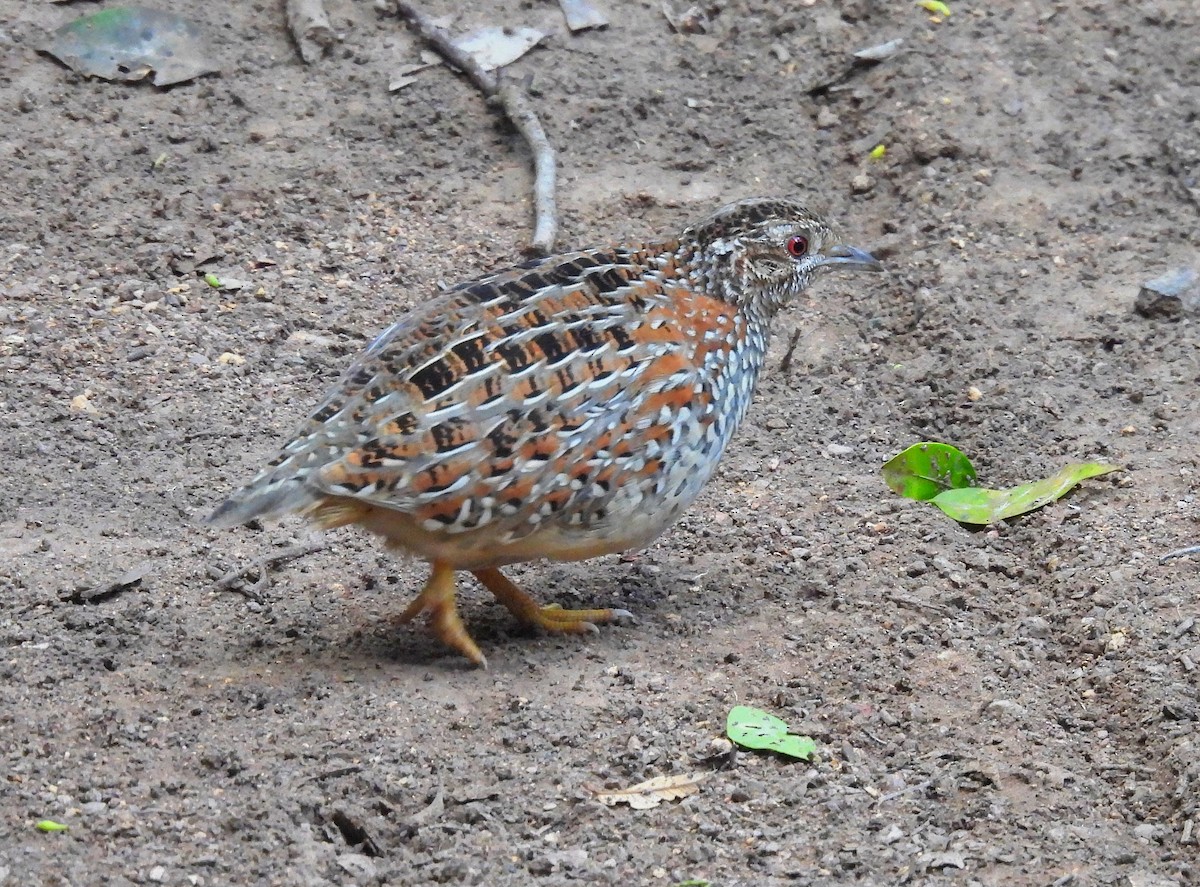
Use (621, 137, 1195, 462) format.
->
(682, 197, 882, 319)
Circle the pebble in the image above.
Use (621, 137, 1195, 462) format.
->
(851, 173, 875, 194)
(983, 699, 1026, 722)
(337, 853, 376, 879)
(1135, 267, 1199, 319)
(1133, 823, 1162, 842)
(1019, 616, 1051, 639)
(544, 848, 588, 869)
(816, 107, 840, 128)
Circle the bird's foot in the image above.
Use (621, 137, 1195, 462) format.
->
(395, 562, 487, 668)
(472, 568, 633, 634)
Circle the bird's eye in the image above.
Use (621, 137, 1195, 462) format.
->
(786, 235, 809, 257)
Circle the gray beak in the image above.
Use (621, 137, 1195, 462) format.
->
(821, 244, 883, 272)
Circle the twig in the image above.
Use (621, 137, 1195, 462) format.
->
(873, 779, 933, 807)
(779, 326, 804, 373)
(393, 3, 497, 92)
(391, 2, 559, 253)
(885, 592, 952, 616)
(285, 0, 336, 64)
(212, 542, 328, 600)
(294, 764, 364, 787)
(1160, 544, 1200, 563)
(498, 78, 557, 253)
(63, 562, 153, 605)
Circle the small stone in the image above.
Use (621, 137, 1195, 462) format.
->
(923, 850, 967, 870)
(879, 823, 904, 844)
(815, 107, 840, 128)
(70, 392, 100, 415)
(544, 848, 588, 869)
(1135, 267, 1200, 319)
(983, 699, 1026, 721)
(1019, 616, 1051, 639)
(1126, 873, 1181, 887)
(931, 556, 961, 577)
(851, 173, 875, 194)
(666, 5, 709, 34)
(1133, 823, 1162, 843)
(963, 549, 991, 570)
(337, 853, 376, 879)
(706, 737, 734, 758)
(148, 867, 167, 883)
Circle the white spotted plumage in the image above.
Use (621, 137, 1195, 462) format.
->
(207, 198, 881, 665)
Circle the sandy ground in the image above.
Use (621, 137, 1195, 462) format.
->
(2, 1, 1198, 884)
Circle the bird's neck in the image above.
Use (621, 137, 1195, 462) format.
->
(662, 239, 783, 339)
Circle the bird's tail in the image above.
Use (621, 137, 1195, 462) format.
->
(206, 468, 321, 528)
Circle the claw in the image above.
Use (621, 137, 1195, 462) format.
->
(471, 568, 630, 635)
(395, 562, 487, 667)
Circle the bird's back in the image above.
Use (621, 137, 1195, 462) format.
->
(208, 240, 759, 561)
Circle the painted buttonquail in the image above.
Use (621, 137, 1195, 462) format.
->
(209, 198, 882, 666)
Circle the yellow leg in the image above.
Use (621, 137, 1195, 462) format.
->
(472, 568, 632, 634)
(395, 562, 487, 668)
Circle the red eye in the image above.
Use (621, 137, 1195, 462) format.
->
(786, 235, 809, 257)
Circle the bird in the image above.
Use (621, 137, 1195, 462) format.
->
(208, 197, 882, 667)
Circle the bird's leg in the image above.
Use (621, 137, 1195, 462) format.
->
(395, 562, 487, 668)
(471, 568, 632, 634)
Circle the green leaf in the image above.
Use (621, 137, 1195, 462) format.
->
(882, 442, 977, 500)
(930, 463, 1119, 525)
(726, 705, 788, 749)
(726, 705, 816, 761)
(770, 734, 818, 760)
(36, 820, 68, 833)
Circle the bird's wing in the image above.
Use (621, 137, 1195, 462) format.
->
(210, 245, 735, 535)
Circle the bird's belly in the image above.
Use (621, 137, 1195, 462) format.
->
(314, 495, 675, 570)
(308, 417, 733, 571)
(310, 453, 715, 570)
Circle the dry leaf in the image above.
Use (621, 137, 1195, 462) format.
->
(593, 772, 707, 809)
(559, 0, 609, 32)
(42, 7, 219, 87)
(453, 27, 546, 72)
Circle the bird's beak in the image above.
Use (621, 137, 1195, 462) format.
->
(820, 244, 883, 272)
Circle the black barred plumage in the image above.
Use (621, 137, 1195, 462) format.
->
(208, 197, 882, 667)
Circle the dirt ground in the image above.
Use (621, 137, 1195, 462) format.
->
(2, 0, 1198, 884)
